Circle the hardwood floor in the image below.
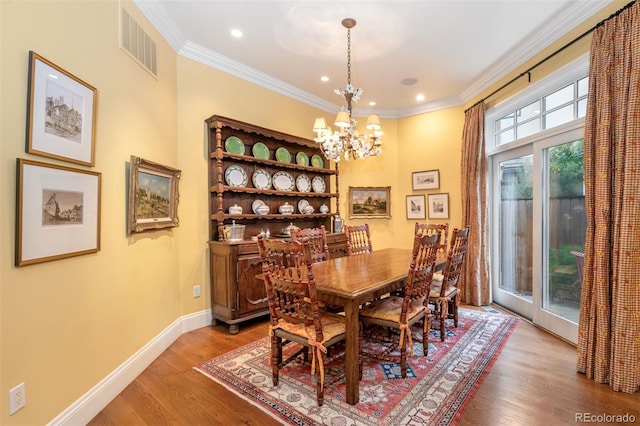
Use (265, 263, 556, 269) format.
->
(88, 305, 639, 425)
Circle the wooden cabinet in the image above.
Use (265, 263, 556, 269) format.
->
(206, 115, 346, 333)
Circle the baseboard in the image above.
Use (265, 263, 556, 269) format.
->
(47, 309, 212, 426)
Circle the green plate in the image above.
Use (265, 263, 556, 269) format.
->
(252, 142, 269, 159)
(311, 154, 324, 168)
(275, 147, 291, 163)
(224, 136, 245, 155)
(296, 151, 309, 166)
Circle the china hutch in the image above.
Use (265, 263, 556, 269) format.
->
(206, 115, 347, 334)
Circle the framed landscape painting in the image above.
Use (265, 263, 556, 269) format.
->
(412, 170, 439, 190)
(26, 51, 97, 167)
(128, 156, 181, 233)
(348, 186, 391, 219)
(406, 195, 426, 219)
(16, 158, 101, 266)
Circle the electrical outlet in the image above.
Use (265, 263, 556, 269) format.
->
(193, 285, 201, 298)
(9, 383, 25, 415)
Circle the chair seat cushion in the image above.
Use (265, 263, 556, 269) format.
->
(429, 280, 458, 299)
(360, 295, 426, 322)
(275, 313, 346, 344)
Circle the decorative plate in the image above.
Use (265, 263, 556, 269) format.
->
(224, 165, 248, 187)
(311, 176, 326, 193)
(224, 136, 245, 155)
(311, 154, 324, 168)
(295, 174, 312, 192)
(275, 147, 291, 163)
(252, 199, 266, 214)
(298, 199, 309, 213)
(252, 169, 271, 190)
(252, 142, 269, 160)
(272, 171, 295, 192)
(296, 151, 309, 166)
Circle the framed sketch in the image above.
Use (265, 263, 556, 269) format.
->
(128, 156, 181, 233)
(406, 195, 426, 220)
(26, 51, 98, 166)
(427, 193, 449, 219)
(412, 169, 440, 190)
(16, 158, 101, 266)
(348, 186, 391, 219)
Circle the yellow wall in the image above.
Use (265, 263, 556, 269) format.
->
(0, 0, 626, 424)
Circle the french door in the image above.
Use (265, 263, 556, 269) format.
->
(491, 124, 585, 343)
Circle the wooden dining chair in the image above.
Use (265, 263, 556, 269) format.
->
(415, 223, 449, 254)
(359, 233, 440, 378)
(428, 226, 470, 341)
(345, 224, 373, 255)
(256, 236, 360, 406)
(292, 225, 329, 263)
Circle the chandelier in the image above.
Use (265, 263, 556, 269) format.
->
(313, 18, 383, 162)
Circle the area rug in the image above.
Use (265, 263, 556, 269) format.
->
(194, 308, 518, 425)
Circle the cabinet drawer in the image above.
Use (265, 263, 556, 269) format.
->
(237, 242, 259, 255)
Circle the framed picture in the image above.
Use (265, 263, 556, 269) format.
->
(427, 193, 449, 219)
(406, 195, 426, 220)
(26, 51, 98, 167)
(16, 158, 101, 266)
(412, 169, 440, 190)
(128, 156, 181, 233)
(348, 186, 391, 219)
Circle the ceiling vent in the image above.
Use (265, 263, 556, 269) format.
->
(121, 8, 158, 78)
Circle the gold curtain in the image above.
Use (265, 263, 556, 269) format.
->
(577, 1, 640, 394)
(460, 102, 490, 306)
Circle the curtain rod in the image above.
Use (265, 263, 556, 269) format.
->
(464, 0, 636, 113)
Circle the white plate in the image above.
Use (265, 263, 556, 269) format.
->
(252, 199, 266, 214)
(225, 165, 248, 187)
(296, 174, 312, 192)
(252, 169, 271, 190)
(298, 199, 309, 213)
(272, 171, 295, 192)
(311, 176, 326, 193)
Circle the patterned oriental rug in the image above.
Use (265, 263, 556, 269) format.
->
(195, 308, 519, 426)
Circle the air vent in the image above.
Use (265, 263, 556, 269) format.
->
(121, 8, 157, 78)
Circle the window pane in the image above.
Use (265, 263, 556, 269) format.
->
(577, 77, 589, 97)
(496, 113, 514, 132)
(517, 119, 540, 139)
(577, 99, 587, 118)
(517, 101, 540, 123)
(496, 129, 515, 145)
(544, 84, 573, 111)
(545, 104, 574, 129)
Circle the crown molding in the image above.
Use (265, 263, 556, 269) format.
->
(132, 0, 187, 52)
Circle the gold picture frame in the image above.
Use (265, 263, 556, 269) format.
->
(26, 51, 98, 167)
(348, 186, 391, 219)
(16, 158, 101, 266)
(128, 156, 181, 233)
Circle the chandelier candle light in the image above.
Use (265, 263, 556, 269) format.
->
(313, 18, 383, 162)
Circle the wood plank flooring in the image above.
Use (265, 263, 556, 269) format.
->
(88, 305, 639, 425)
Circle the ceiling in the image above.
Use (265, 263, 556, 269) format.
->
(133, 1, 611, 118)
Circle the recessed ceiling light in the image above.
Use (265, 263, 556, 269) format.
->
(321, 76, 329, 82)
(369, 101, 376, 106)
(401, 78, 418, 86)
(230, 28, 243, 38)
(416, 94, 425, 102)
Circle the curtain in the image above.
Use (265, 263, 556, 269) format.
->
(577, 1, 640, 394)
(460, 102, 490, 306)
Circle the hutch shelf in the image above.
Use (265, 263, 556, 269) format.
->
(206, 115, 346, 334)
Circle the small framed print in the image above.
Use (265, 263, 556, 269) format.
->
(16, 158, 101, 266)
(26, 51, 98, 166)
(128, 156, 181, 233)
(427, 193, 449, 219)
(406, 195, 426, 220)
(348, 186, 391, 219)
(412, 170, 439, 190)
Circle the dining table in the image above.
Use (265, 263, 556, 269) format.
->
(311, 247, 444, 405)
